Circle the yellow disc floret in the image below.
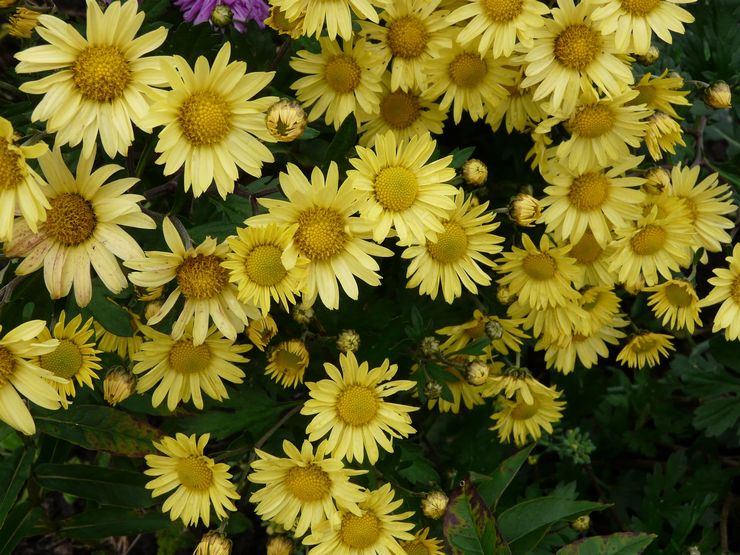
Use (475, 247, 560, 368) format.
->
(44, 193, 97, 246)
(72, 45, 131, 102)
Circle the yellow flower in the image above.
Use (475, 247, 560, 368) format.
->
(486, 67, 547, 133)
(7, 7, 41, 38)
(436, 310, 529, 356)
(144, 42, 277, 198)
(645, 279, 702, 333)
(265, 6, 304, 38)
(617, 331, 675, 368)
(402, 527, 445, 554)
(246, 315, 278, 351)
(265, 99, 308, 142)
(420, 354, 490, 413)
(420, 491, 448, 520)
(346, 132, 458, 245)
(102, 366, 136, 406)
(144, 433, 240, 527)
(508, 192, 542, 227)
(490, 386, 565, 446)
(94, 312, 144, 361)
(484, 370, 554, 405)
(301, 351, 417, 463)
(194, 532, 232, 555)
(507, 297, 588, 345)
(273, 0, 382, 40)
(704, 81, 732, 110)
(699, 243, 740, 341)
(4, 147, 154, 307)
(0, 320, 61, 435)
(266, 339, 310, 388)
(0, 116, 49, 242)
(266, 537, 294, 555)
(133, 326, 250, 411)
(565, 228, 618, 288)
(14, 0, 167, 158)
(629, 71, 690, 118)
(461, 158, 488, 186)
(403, 189, 504, 304)
(249, 163, 393, 309)
(644, 111, 685, 160)
(249, 439, 366, 536)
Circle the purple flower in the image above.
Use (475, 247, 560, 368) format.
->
(174, 0, 270, 31)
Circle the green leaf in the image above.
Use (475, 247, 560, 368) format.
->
(85, 283, 133, 336)
(33, 405, 160, 457)
(0, 502, 42, 554)
(449, 337, 491, 356)
(34, 463, 155, 508)
(472, 445, 534, 510)
(0, 446, 34, 529)
(322, 115, 357, 169)
(58, 507, 170, 540)
(499, 498, 609, 543)
(693, 396, 740, 436)
(449, 146, 476, 168)
(556, 532, 657, 554)
(443, 481, 509, 555)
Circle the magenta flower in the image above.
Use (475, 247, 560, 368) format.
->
(174, 0, 270, 31)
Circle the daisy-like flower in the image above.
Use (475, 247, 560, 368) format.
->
(629, 71, 690, 119)
(125, 218, 258, 346)
(490, 386, 565, 445)
(540, 155, 646, 246)
(303, 483, 415, 555)
(0, 320, 61, 435)
(36, 311, 101, 409)
(496, 234, 580, 309)
(483, 369, 553, 405)
(645, 279, 702, 333)
(425, 39, 517, 124)
(420, 354, 490, 413)
(609, 204, 694, 286)
(249, 439, 366, 537)
(578, 285, 622, 333)
(249, 163, 393, 310)
(699, 244, 740, 341)
(401, 528, 444, 555)
(566, 228, 618, 288)
(266, 339, 310, 388)
(4, 147, 154, 307)
(290, 38, 384, 130)
(94, 311, 144, 361)
(403, 189, 504, 304)
(644, 111, 685, 160)
(589, 0, 696, 55)
(132, 326, 250, 411)
(447, 0, 549, 57)
(485, 67, 547, 133)
(14, 0, 167, 158)
(436, 310, 529, 356)
(0, 116, 49, 242)
(346, 132, 457, 245)
(246, 314, 278, 351)
(273, 0, 382, 40)
(144, 433, 240, 527)
(361, 0, 453, 91)
(144, 42, 277, 199)
(301, 351, 417, 464)
(223, 224, 308, 316)
(507, 297, 588, 344)
(617, 331, 675, 368)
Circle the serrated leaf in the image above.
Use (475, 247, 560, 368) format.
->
(693, 396, 740, 436)
(472, 445, 534, 510)
(556, 532, 656, 554)
(58, 507, 170, 540)
(444, 480, 508, 555)
(0, 502, 42, 554)
(0, 447, 35, 529)
(499, 498, 609, 543)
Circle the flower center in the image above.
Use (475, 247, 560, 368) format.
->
(522, 253, 557, 280)
(340, 511, 382, 548)
(245, 245, 288, 286)
(0, 139, 24, 191)
(336, 384, 379, 426)
(427, 222, 468, 263)
(482, 0, 524, 22)
(448, 52, 487, 89)
(176, 255, 230, 299)
(570, 231, 602, 263)
(569, 172, 610, 211)
(553, 24, 601, 70)
(510, 399, 539, 420)
(630, 224, 667, 256)
(178, 91, 232, 147)
(632, 333, 659, 353)
(72, 45, 131, 102)
(45, 193, 97, 246)
(284, 463, 332, 502)
(169, 340, 211, 374)
(40, 339, 83, 379)
(294, 207, 347, 261)
(176, 456, 213, 489)
(374, 166, 419, 212)
(0, 346, 16, 388)
(620, 0, 661, 16)
(569, 104, 616, 137)
(380, 90, 421, 129)
(387, 15, 429, 59)
(274, 347, 303, 372)
(403, 541, 431, 555)
(664, 282, 693, 307)
(731, 277, 740, 304)
(324, 55, 362, 94)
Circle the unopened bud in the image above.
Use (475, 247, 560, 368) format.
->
(195, 531, 232, 555)
(266, 536, 293, 555)
(421, 491, 448, 519)
(424, 380, 443, 400)
(103, 366, 136, 407)
(144, 301, 162, 322)
(336, 329, 360, 353)
(462, 159, 488, 186)
(292, 302, 314, 325)
(485, 320, 504, 341)
(571, 515, 591, 532)
(644, 167, 670, 194)
(466, 360, 490, 385)
(496, 285, 513, 305)
(420, 336, 440, 356)
(210, 4, 233, 27)
(509, 193, 541, 227)
(266, 100, 308, 142)
(527, 454, 539, 465)
(635, 45, 659, 65)
(704, 81, 731, 109)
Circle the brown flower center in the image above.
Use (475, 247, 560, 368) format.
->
(324, 55, 362, 94)
(380, 90, 421, 129)
(0, 138, 24, 191)
(176, 254, 230, 299)
(45, 193, 97, 246)
(448, 52, 487, 89)
(387, 15, 429, 59)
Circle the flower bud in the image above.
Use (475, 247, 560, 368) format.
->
(103, 366, 136, 407)
(336, 329, 360, 353)
(509, 193, 541, 227)
(420, 336, 440, 357)
(210, 4, 233, 27)
(635, 45, 660, 65)
(266, 100, 308, 142)
(421, 491, 448, 519)
(292, 301, 314, 325)
(704, 81, 732, 109)
(485, 320, 504, 341)
(466, 360, 489, 386)
(424, 380, 443, 400)
(8, 7, 41, 39)
(571, 515, 591, 532)
(266, 536, 293, 555)
(496, 285, 513, 305)
(462, 159, 488, 186)
(144, 301, 162, 322)
(195, 531, 232, 555)
(644, 167, 670, 194)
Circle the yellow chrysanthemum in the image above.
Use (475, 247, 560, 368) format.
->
(645, 279, 702, 333)
(448, 0, 548, 57)
(144, 42, 276, 198)
(346, 132, 457, 245)
(520, 0, 634, 116)
(125, 218, 258, 346)
(249, 439, 366, 537)
(266, 339, 310, 388)
(4, 147, 154, 307)
(617, 331, 675, 368)
(485, 67, 547, 133)
(699, 244, 740, 341)
(132, 326, 250, 411)
(301, 351, 417, 463)
(0, 320, 61, 435)
(644, 111, 685, 160)
(0, 116, 49, 242)
(490, 386, 565, 446)
(589, 0, 696, 54)
(420, 355, 490, 413)
(249, 163, 393, 309)
(246, 314, 278, 351)
(629, 71, 690, 118)
(94, 311, 144, 361)
(290, 38, 384, 129)
(144, 433, 239, 527)
(507, 297, 588, 344)
(401, 528, 444, 555)
(273, 0, 382, 40)
(7, 7, 41, 38)
(403, 189, 504, 304)
(37, 311, 101, 409)
(15, 0, 167, 158)
(565, 228, 618, 288)
(578, 285, 623, 333)
(303, 483, 415, 555)
(483, 370, 553, 405)
(436, 310, 529, 356)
